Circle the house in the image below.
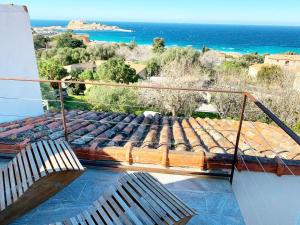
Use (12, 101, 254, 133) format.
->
(265, 54, 300, 73)
(200, 50, 226, 65)
(0, 4, 43, 122)
(63, 62, 96, 73)
(72, 34, 90, 45)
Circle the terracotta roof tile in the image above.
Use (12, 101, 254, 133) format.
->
(0, 110, 299, 174)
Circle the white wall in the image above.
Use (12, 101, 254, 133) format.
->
(233, 170, 300, 225)
(0, 4, 43, 122)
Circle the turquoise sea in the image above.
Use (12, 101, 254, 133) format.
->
(31, 20, 300, 54)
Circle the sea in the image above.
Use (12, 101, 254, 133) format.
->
(31, 20, 300, 54)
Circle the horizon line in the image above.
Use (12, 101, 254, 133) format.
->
(30, 18, 300, 28)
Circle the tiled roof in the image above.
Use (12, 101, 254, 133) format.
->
(0, 110, 299, 174)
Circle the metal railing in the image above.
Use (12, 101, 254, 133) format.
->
(0, 77, 299, 184)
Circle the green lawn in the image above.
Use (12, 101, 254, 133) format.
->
(64, 95, 92, 111)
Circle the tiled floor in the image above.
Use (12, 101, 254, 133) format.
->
(0, 159, 245, 225)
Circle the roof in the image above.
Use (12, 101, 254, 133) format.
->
(266, 54, 300, 62)
(0, 110, 299, 175)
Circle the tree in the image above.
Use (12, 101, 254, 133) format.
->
(38, 59, 67, 89)
(241, 53, 264, 64)
(146, 59, 160, 77)
(138, 60, 204, 116)
(257, 65, 283, 85)
(128, 40, 137, 50)
(87, 44, 116, 60)
(202, 45, 210, 54)
(95, 58, 139, 84)
(152, 37, 165, 53)
(55, 32, 85, 48)
(33, 34, 50, 50)
(65, 69, 86, 95)
(86, 86, 138, 113)
(79, 70, 94, 80)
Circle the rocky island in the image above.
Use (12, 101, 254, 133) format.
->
(66, 20, 132, 32)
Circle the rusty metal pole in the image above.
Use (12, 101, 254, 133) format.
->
(230, 93, 247, 184)
(58, 82, 68, 142)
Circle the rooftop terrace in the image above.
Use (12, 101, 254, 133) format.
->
(0, 158, 245, 225)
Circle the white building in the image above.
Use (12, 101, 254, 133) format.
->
(0, 4, 44, 122)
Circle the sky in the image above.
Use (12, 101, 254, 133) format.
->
(6, 0, 300, 25)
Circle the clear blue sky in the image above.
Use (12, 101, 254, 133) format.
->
(7, 0, 300, 25)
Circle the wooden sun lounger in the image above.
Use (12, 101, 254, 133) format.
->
(0, 140, 85, 225)
(50, 172, 197, 225)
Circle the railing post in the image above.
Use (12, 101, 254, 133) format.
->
(230, 93, 247, 184)
(58, 82, 68, 142)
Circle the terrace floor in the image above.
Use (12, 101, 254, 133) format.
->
(0, 159, 245, 225)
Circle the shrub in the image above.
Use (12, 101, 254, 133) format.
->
(159, 47, 200, 66)
(87, 44, 116, 60)
(241, 53, 264, 64)
(38, 59, 67, 89)
(33, 35, 50, 50)
(79, 70, 94, 80)
(86, 86, 138, 113)
(53, 47, 89, 66)
(66, 69, 86, 95)
(128, 41, 137, 50)
(95, 58, 139, 84)
(152, 37, 165, 53)
(257, 65, 283, 85)
(146, 59, 160, 77)
(54, 32, 85, 48)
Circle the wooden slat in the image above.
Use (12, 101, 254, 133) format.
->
(111, 187, 144, 225)
(102, 191, 133, 225)
(98, 196, 123, 225)
(116, 184, 155, 225)
(59, 142, 79, 170)
(12, 158, 23, 197)
(48, 140, 67, 171)
(82, 210, 96, 225)
(0, 170, 5, 210)
(121, 175, 174, 225)
(137, 173, 188, 217)
(37, 141, 54, 173)
(134, 173, 186, 219)
(124, 174, 179, 222)
(16, 153, 28, 192)
(54, 141, 73, 170)
(93, 200, 114, 225)
(42, 141, 60, 172)
(3, 166, 12, 206)
(118, 179, 165, 225)
(143, 173, 196, 215)
(88, 204, 106, 225)
(76, 214, 87, 225)
(31, 143, 47, 177)
(8, 162, 18, 203)
(63, 141, 84, 170)
(22, 148, 36, 183)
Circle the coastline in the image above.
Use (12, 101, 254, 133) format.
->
(31, 20, 300, 55)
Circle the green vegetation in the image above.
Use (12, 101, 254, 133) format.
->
(86, 86, 138, 113)
(66, 70, 86, 95)
(54, 32, 85, 48)
(79, 70, 95, 80)
(241, 53, 264, 64)
(95, 58, 139, 84)
(146, 58, 160, 77)
(257, 65, 283, 84)
(152, 37, 165, 53)
(38, 59, 67, 89)
(33, 35, 50, 50)
(64, 95, 92, 111)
